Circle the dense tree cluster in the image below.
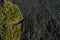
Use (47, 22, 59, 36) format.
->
(0, 0, 23, 40)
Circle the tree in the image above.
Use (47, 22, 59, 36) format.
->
(0, 0, 23, 40)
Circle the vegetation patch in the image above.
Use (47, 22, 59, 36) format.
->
(0, 0, 23, 40)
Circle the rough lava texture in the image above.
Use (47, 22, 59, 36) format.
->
(12, 0, 60, 40)
(1, 0, 60, 40)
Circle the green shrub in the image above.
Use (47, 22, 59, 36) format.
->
(0, 0, 23, 40)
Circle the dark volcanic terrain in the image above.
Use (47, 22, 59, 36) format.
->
(1, 0, 60, 40)
(12, 0, 60, 40)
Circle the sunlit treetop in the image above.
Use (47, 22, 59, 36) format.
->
(0, 0, 23, 25)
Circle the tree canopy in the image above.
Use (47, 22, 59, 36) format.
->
(0, 0, 23, 40)
(1, 0, 23, 24)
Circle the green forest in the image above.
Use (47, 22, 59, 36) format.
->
(0, 0, 23, 40)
